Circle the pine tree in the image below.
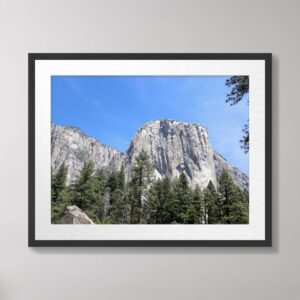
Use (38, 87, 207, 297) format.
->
(71, 161, 95, 211)
(110, 189, 131, 224)
(205, 181, 220, 224)
(117, 167, 125, 191)
(147, 179, 162, 224)
(185, 186, 203, 224)
(226, 76, 249, 152)
(51, 163, 68, 202)
(90, 169, 107, 223)
(51, 163, 70, 223)
(129, 149, 154, 224)
(202, 188, 219, 224)
(174, 172, 192, 223)
(51, 157, 249, 225)
(147, 178, 172, 224)
(106, 168, 126, 206)
(218, 170, 236, 223)
(106, 171, 119, 196)
(218, 170, 249, 224)
(160, 178, 177, 224)
(227, 187, 249, 224)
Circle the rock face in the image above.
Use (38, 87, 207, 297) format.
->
(124, 120, 217, 188)
(213, 152, 249, 191)
(58, 205, 95, 224)
(51, 123, 123, 184)
(51, 120, 249, 190)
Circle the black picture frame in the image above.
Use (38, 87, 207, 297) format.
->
(28, 53, 272, 247)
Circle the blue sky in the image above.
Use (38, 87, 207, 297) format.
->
(51, 76, 249, 174)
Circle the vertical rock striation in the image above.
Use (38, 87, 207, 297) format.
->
(123, 120, 218, 188)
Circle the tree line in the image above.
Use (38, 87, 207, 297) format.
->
(52, 150, 248, 224)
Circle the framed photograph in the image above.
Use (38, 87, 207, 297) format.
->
(29, 53, 272, 247)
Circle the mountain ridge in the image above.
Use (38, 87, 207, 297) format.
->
(51, 120, 248, 190)
(51, 122, 124, 154)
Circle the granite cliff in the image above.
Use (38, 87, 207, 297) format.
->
(51, 120, 248, 190)
(51, 123, 123, 184)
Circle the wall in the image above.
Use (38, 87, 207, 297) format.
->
(0, 0, 299, 299)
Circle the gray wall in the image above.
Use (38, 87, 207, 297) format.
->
(0, 0, 298, 299)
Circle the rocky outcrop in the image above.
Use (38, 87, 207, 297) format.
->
(213, 151, 249, 190)
(51, 123, 123, 184)
(58, 205, 95, 224)
(124, 120, 217, 188)
(51, 120, 249, 190)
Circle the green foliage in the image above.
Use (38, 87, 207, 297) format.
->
(129, 149, 154, 223)
(51, 162, 68, 203)
(203, 189, 218, 224)
(107, 168, 126, 206)
(184, 186, 203, 224)
(225, 76, 249, 152)
(71, 161, 95, 211)
(147, 177, 177, 224)
(107, 169, 124, 194)
(51, 154, 249, 225)
(205, 181, 220, 224)
(218, 170, 249, 224)
(160, 178, 178, 224)
(51, 163, 71, 223)
(173, 173, 193, 223)
(147, 179, 163, 224)
(226, 76, 249, 105)
(110, 189, 131, 224)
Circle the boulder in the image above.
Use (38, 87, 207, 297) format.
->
(58, 205, 95, 224)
